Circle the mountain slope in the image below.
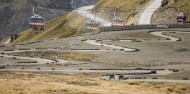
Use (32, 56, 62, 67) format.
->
(1, 0, 152, 44)
(93, 0, 151, 25)
(152, 0, 190, 24)
(0, 0, 96, 39)
(12, 15, 76, 44)
(11, 10, 89, 44)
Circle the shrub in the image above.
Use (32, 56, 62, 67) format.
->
(161, 0, 169, 7)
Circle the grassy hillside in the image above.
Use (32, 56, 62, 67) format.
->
(12, 14, 78, 44)
(67, 11, 87, 29)
(152, 0, 190, 24)
(93, 0, 151, 25)
(0, 72, 189, 94)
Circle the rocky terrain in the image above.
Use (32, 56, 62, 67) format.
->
(152, 0, 190, 24)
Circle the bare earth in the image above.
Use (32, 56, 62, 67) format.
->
(1, 28, 190, 94)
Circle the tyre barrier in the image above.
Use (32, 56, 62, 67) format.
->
(96, 39, 103, 41)
(151, 77, 157, 79)
(12, 54, 20, 56)
(100, 24, 190, 32)
(35, 48, 48, 50)
(177, 38, 182, 41)
(70, 49, 101, 51)
(3, 49, 14, 51)
(102, 72, 156, 76)
(81, 39, 88, 42)
(182, 78, 189, 80)
(17, 61, 37, 63)
(129, 77, 145, 79)
(20, 40, 43, 45)
(18, 48, 31, 50)
(15, 43, 25, 45)
(96, 39, 136, 42)
(90, 68, 164, 71)
(0, 66, 6, 69)
(0, 45, 5, 47)
(41, 57, 59, 63)
(120, 49, 124, 51)
(131, 40, 142, 42)
(168, 69, 179, 72)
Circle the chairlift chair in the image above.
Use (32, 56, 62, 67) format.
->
(111, 17, 125, 26)
(85, 19, 100, 28)
(111, 11, 125, 26)
(29, 6, 45, 31)
(85, 11, 100, 28)
(177, 12, 186, 23)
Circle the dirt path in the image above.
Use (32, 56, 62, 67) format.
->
(1, 50, 68, 65)
(138, 0, 162, 24)
(150, 32, 180, 41)
(4, 38, 11, 45)
(76, 5, 111, 26)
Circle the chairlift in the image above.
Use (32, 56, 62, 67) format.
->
(85, 11, 100, 28)
(29, 6, 45, 31)
(177, 12, 186, 23)
(85, 19, 100, 29)
(111, 11, 125, 26)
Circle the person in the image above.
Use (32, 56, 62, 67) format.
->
(109, 74, 115, 80)
(118, 74, 124, 80)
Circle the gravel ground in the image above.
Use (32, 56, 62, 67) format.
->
(0, 28, 190, 80)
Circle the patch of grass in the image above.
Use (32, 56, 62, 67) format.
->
(67, 80, 99, 86)
(127, 81, 141, 85)
(0, 72, 190, 94)
(11, 51, 96, 62)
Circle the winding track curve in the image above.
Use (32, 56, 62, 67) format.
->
(150, 31, 180, 41)
(84, 40, 138, 52)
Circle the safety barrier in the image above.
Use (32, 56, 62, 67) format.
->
(102, 71, 157, 76)
(70, 49, 101, 50)
(90, 68, 164, 71)
(0, 66, 6, 69)
(18, 48, 31, 50)
(17, 61, 37, 63)
(100, 23, 190, 32)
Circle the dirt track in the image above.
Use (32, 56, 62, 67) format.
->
(0, 28, 190, 82)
